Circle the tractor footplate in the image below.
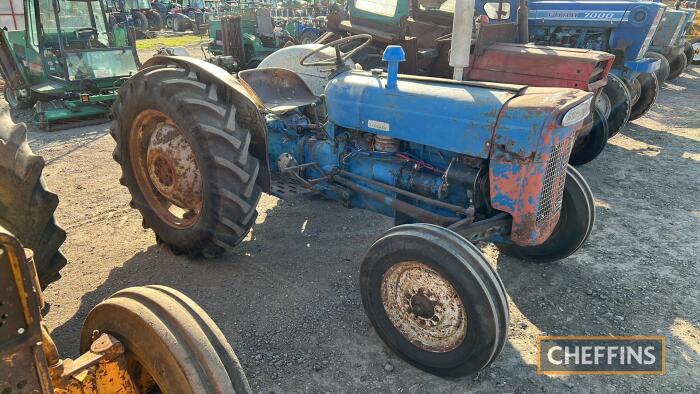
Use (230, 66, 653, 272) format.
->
(270, 174, 312, 200)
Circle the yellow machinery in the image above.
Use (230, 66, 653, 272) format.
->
(0, 110, 251, 393)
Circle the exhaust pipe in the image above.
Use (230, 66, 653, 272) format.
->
(450, 0, 476, 81)
(518, 0, 529, 44)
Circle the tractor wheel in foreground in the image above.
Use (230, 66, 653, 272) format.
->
(598, 73, 631, 138)
(691, 37, 700, 65)
(111, 64, 261, 257)
(4, 86, 36, 110)
(645, 51, 670, 84)
(628, 72, 659, 121)
(496, 165, 594, 263)
(132, 10, 149, 33)
(0, 110, 66, 287)
(147, 10, 164, 31)
(683, 42, 694, 68)
(666, 52, 687, 81)
(80, 285, 251, 393)
(360, 224, 509, 377)
(569, 107, 609, 166)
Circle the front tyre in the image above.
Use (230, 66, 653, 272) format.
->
(80, 286, 251, 393)
(496, 165, 594, 263)
(667, 52, 687, 81)
(360, 224, 509, 377)
(111, 65, 261, 257)
(599, 73, 631, 138)
(683, 42, 694, 69)
(628, 72, 659, 121)
(569, 107, 609, 166)
(645, 51, 670, 84)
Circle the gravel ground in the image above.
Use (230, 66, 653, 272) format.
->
(3, 56, 699, 392)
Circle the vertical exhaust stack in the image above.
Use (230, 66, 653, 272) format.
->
(450, 0, 476, 81)
(518, 0, 530, 44)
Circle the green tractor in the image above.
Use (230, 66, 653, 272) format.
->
(0, 0, 140, 130)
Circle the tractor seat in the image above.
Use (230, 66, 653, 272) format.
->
(238, 68, 317, 114)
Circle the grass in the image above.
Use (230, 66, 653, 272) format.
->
(135, 34, 209, 51)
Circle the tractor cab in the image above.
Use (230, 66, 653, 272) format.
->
(0, 0, 140, 129)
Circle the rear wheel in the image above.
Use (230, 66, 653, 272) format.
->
(599, 73, 631, 138)
(569, 107, 609, 166)
(80, 285, 251, 393)
(0, 110, 66, 287)
(132, 10, 149, 33)
(645, 51, 670, 84)
(4, 86, 36, 110)
(147, 10, 164, 31)
(496, 165, 594, 263)
(628, 72, 659, 121)
(300, 30, 319, 45)
(667, 52, 687, 81)
(165, 14, 174, 29)
(111, 65, 261, 257)
(691, 37, 700, 65)
(360, 224, 509, 377)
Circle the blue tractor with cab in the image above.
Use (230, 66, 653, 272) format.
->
(529, 0, 665, 132)
(110, 2, 597, 377)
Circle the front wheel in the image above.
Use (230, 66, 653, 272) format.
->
(360, 224, 509, 377)
(599, 73, 631, 138)
(628, 72, 659, 121)
(110, 64, 262, 257)
(147, 10, 164, 31)
(131, 10, 149, 33)
(645, 51, 670, 84)
(569, 107, 609, 166)
(496, 165, 595, 263)
(80, 286, 251, 393)
(683, 42, 694, 69)
(667, 52, 687, 81)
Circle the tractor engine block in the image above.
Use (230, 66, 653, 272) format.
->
(530, 28, 610, 52)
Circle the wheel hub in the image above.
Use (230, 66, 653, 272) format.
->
(381, 261, 467, 353)
(146, 122, 202, 210)
(693, 42, 700, 62)
(130, 110, 203, 228)
(595, 92, 612, 119)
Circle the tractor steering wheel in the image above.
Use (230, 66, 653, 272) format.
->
(300, 34, 373, 67)
(75, 27, 98, 40)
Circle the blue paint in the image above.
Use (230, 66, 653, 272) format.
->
(528, 1, 666, 81)
(261, 66, 587, 246)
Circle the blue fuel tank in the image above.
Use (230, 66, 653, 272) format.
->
(324, 71, 524, 159)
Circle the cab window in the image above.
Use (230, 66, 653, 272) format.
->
(355, 0, 399, 17)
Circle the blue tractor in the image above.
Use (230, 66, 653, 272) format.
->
(529, 0, 665, 131)
(646, 5, 694, 82)
(110, 3, 597, 375)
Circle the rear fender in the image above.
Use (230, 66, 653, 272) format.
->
(141, 56, 272, 193)
(490, 87, 592, 246)
(0, 30, 27, 90)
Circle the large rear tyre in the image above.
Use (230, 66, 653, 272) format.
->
(0, 110, 66, 287)
(666, 52, 687, 81)
(147, 10, 164, 31)
(599, 73, 631, 138)
(569, 107, 609, 166)
(360, 224, 509, 377)
(496, 165, 594, 263)
(111, 64, 261, 257)
(80, 285, 251, 393)
(691, 37, 700, 65)
(628, 72, 659, 121)
(131, 10, 149, 33)
(645, 51, 670, 84)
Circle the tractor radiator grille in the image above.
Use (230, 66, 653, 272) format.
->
(536, 137, 574, 225)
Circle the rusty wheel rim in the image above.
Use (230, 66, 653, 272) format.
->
(381, 261, 468, 353)
(130, 110, 203, 229)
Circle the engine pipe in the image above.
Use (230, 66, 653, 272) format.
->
(450, 0, 476, 80)
(332, 176, 457, 226)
